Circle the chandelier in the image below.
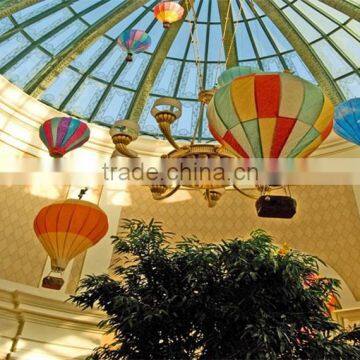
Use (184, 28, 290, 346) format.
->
(109, 92, 295, 217)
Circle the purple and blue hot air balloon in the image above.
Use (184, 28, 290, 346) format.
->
(334, 98, 360, 146)
(39, 117, 90, 158)
(117, 29, 151, 62)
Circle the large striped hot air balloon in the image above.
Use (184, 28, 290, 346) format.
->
(34, 196, 108, 289)
(117, 29, 151, 62)
(154, 1, 185, 29)
(334, 98, 360, 145)
(217, 66, 262, 87)
(207, 68, 334, 158)
(39, 117, 90, 158)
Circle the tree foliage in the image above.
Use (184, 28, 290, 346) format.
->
(71, 219, 360, 359)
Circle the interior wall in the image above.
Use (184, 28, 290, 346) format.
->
(118, 185, 360, 302)
(0, 185, 68, 287)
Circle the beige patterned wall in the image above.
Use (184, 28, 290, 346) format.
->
(118, 185, 360, 300)
(0, 185, 68, 286)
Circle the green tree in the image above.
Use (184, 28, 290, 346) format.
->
(71, 219, 360, 359)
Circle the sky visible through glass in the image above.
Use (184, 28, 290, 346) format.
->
(0, 0, 358, 140)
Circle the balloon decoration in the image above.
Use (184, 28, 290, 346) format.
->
(217, 66, 262, 87)
(154, 1, 185, 29)
(117, 29, 151, 62)
(39, 117, 90, 158)
(34, 190, 108, 290)
(334, 98, 360, 145)
(207, 67, 334, 158)
(304, 274, 339, 314)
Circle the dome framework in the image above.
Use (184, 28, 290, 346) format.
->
(0, 0, 358, 141)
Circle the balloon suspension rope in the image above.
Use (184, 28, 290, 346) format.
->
(215, 0, 232, 81)
(215, 0, 248, 82)
(78, 187, 89, 200)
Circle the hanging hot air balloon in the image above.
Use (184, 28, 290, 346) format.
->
(334, 98, 360, 145)
(207, 67, 334, 158)
(217, 66, 262, 87)
(154, 1, 185, 29)
(39, 117, 90, 158)
(304, 274, 339, 314)
(117, 29, 151, 62)
(34, 190, 108, 290)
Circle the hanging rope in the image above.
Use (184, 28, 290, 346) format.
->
(225, 1, 242, 68)
(184, 0, 206, 143)
(214, 0, 244, 85)
(185, 0, 204, 91)
(215, 0, 232, 83)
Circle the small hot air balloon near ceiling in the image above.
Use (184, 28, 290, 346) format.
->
(39, 117, 90, 158)
(117, 29, 151, 62)
(207, 67, 334, 158)
(334, 98, 360, 146)
(154, 1, 185, 29)
(34, 189, 109, 290)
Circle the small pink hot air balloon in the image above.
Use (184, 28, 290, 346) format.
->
(117, 29, 151, 62)
(39, 117, 90, 158)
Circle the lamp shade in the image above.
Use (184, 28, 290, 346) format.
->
(117, 29, 151, 61)
(154, 1, 184, 28)
(34, 199, 108, 272)
(334, 98, 360, 145)
(39, 117, 90, 158)
(207, 70, 334, 158)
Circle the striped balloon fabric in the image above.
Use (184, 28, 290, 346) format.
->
(117, 29, 151, 62)
(334, 98, 360, 145)
(207, 70, 334, 158)
(34, 199, 108, 272)
(39, 117, 90, 158)
(217, 66, 262, 87)
(154, 1, 184, 28)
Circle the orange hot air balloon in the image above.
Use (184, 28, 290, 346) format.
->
(34, 194, 108, 290)
(154, 1, 184, 29)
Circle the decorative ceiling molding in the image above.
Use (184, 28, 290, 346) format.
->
(127, 0, 190, 122)
(0, 0, 40, 20)
(217, 0, 238, 69)
(317, 0, 360, 22)
(254, 0, 344, 105)
(25, 0, 149, 98)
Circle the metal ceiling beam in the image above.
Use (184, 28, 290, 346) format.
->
(127, 0, 191, 122)
(217, 0, 238, 69)
(0, 0, 40, 20)
(254, 0, 344, 105)
(317, 0, 360, 22)
(27, 0, 149, 98)
(0, 0, 77, 44)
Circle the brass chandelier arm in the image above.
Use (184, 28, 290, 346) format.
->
(233, 184, 259, 200)
(0, 0, 40, 20)
(114, 144, 138, 158)
(152, 185, 181, 200)
(158, 122, 180, 150)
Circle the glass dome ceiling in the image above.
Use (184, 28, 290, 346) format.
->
(0, 0, 359, 141)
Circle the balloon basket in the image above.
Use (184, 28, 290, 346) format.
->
(163, 22, 170, 29)
(42, 275, 64, 290)
(49, 150, 64, 158)
(126, 53, 133, 62)
(256, 195, 297, 219)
